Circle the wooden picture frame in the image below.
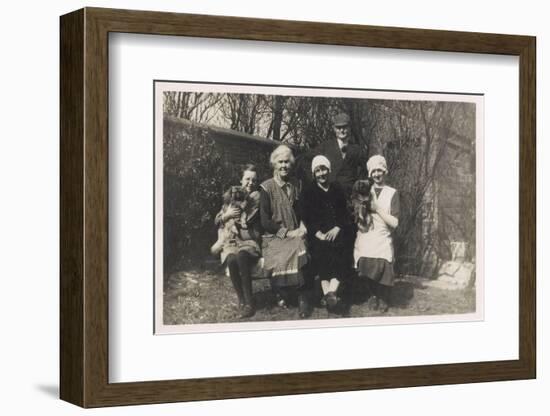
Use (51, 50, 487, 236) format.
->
(60, 7, 536, 408)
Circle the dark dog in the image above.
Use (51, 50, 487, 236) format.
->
(351, 179, 374, 233)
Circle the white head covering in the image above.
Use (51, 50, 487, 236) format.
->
(311, 155, 331, 174)
(367, 155, 388, 177)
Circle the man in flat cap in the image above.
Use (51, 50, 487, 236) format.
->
(311, 112, 367, 198)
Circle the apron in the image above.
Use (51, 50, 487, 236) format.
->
(354, 186, 396, 265)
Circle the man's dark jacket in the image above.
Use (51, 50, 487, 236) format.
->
(302, 138, 366, 197)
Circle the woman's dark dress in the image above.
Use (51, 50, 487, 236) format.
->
(302, 182, 352, 281)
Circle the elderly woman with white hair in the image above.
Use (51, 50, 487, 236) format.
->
(302, 155, 352, 312)
(259, 144, 311, 318)
(353, 155, 400, 312)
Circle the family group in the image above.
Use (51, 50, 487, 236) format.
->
(211, 113, 399, 319)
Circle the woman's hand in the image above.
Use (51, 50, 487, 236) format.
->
(287, 228, 306, 239)
(286, 229, 297, 238)
(223, 207, 242, 222)
(275, 227, 288, 239)
(315, 231, 326, 241)
(285, 221, 307, 239)
(297, 222, 307, 239)
(324, 226, 341, 242)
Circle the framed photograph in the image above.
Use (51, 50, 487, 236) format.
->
(60, 7, 536, 408)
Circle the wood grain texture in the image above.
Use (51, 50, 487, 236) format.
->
(59, 7, 537, 408)
(88, 7, 532, 54)
(59, 8, 84, 407)
(83, 10, 110, 407)
(518, 38, 536, 376)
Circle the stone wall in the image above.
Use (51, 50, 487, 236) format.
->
(436, 138, 476, 260)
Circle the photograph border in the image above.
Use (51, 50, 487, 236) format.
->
(153, 80, 485, 335)
(60, 7, 536, 407)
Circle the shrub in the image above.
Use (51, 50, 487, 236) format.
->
(163, 121, 229, 272)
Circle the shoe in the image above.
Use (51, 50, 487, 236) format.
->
(340, 302, 352, 317)
(240, 304, 255, 318)
(378, 298, 389, 313)
(366, 295, 379, 311)
(326, 292, 338, 308)
(276, 293, 287, 309)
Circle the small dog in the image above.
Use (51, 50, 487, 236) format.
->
(211, 186, 249, 255)
(351, 179, 374, 233)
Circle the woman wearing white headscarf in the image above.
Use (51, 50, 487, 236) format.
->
(302, 155, 352, 311)
(353, 155, 400, 312)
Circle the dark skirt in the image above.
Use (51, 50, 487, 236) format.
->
(356, 257, 395, 287)
(310, 236, 349, 282)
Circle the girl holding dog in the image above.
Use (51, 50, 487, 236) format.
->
(213, 164, 262, 318)
(353, 155, 400, 312)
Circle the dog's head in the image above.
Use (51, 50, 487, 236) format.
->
(352, 179, 373, 203)
(351, 179, 373, 221)
(223, 186, 247, 205)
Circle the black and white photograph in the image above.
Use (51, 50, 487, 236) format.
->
(154, 81, 482, 333)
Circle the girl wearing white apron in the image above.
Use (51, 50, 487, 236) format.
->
(354, 155, 399, 312)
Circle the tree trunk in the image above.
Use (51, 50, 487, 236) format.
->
(272, 96, 284, 141)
